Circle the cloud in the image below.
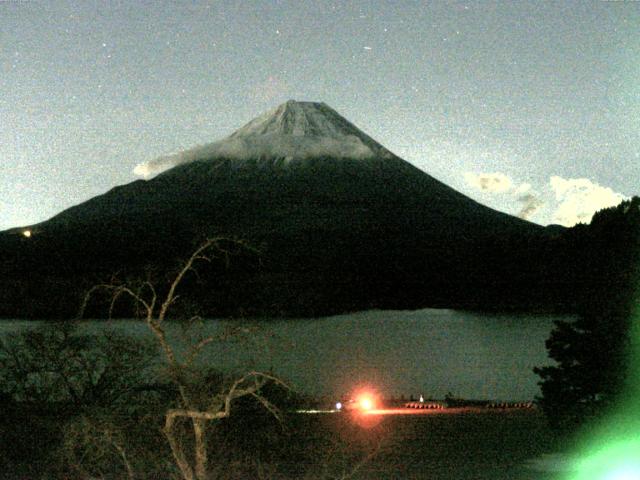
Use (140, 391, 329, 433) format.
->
(549, 176, 628, 227)
(463, 172, 545, 221)
(512, 182, 544, 219)
(462, 172, 627, 226)
(133, 133, 377, 178)
(132, 162, 159, 179)
(516, 192, 543, 220)
(463, 172, 513, 193)
(514, 182, 532, 195)
(133, 144, 217, 178)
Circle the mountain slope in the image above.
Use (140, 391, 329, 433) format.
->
(40, 100, 539, 239)
(0, 101, 559, 318)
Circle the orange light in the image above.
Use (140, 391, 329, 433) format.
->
(358, 394, 374, 411)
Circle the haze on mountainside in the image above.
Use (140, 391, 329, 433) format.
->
(0, 100, 577, 318)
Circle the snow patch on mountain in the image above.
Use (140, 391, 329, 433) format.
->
(134, 100, 394, 178)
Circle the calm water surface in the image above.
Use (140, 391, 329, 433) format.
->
(1, 309, 570, 401)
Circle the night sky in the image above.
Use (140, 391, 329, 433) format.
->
(1, 1, 638, 230)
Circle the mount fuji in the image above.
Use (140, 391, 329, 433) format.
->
(0, 100, 561, 318)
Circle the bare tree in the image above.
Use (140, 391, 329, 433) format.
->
(81, 238, 286, 480)
(0, 317, 175, 480)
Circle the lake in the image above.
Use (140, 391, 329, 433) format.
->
(0, 308, 569, 401)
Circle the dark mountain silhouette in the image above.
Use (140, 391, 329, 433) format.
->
(0, 101, 580, 318)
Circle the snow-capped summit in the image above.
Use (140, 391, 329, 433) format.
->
(134, 100, 394, 178)
(231, 100, 358, 137)
(230, 100, 391, 154)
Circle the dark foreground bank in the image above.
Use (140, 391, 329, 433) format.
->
(2, 402, 560, 479)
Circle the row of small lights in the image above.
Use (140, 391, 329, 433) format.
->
(336, 394, 425, 411)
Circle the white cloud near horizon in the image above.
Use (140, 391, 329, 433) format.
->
(514, 182, 532, 195)
(463, 172, 513, 193)
(516, 192, 544, 220)
(464, 172, 544, 221)
(549, 176, 628, 227)
(462, 172, 628, 226)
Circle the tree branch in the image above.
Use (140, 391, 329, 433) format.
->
(158, 238, 224, 322)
